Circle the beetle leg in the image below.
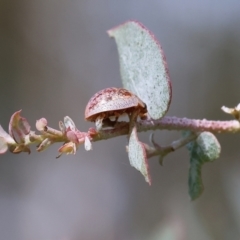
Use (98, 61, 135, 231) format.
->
(113, 116, 119, 126)
(109, 115, 117, 122)
(95, 116, 103, 131)
(141, 112, 154, 126)
(139, 112, 148, 120)
(127, 113, 131, 122)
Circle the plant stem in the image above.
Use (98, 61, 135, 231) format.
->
(94, 117, 240, 142)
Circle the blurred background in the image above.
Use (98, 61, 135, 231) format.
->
(0, 1, 240, 239)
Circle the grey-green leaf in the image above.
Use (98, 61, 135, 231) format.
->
(188, 141, 205, 201)
(196, 132, 221, 162)
(108, 21, 172, 119)
(128, 126, 151, 185)
(187, 131, 221, 200)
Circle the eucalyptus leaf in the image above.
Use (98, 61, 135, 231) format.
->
(186, 131, 221, 200)
(128, 126, 151, 185)
(188, 140, 205, 201)
(108, 21, 172, 119)
(196, 132, 221, 162)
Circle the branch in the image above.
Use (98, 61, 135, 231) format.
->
(145, 131, 198, 165)
(94, 116, 240, 142)
(1, 110, 239, 157)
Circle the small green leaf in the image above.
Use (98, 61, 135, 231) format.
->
(196, 132, 221, 162)
(108, 21, 172, 119)
(186, 131, 221, 200)
(188, 141, 205, 201)
(128, 126, 151, 185)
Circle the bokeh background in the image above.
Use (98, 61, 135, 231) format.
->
(1, 1, 240, 240)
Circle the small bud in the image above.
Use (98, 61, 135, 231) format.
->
(58, 142, 77, 156)
(36, 118, 48, 131)
(64, 116, 76, 131)
(36, 138, 52, 152)
(12, 144, 31, 154)
(222, 104, 240, 120)
(88, 128, 98, 138)
(9, 110, 31, 143)
(75, 131, 86, 144)
(66, 131, 79, 143)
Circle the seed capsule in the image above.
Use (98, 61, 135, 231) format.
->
(85, 87, 147, 130)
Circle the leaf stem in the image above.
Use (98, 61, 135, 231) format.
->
(146, 132, 198, 164)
